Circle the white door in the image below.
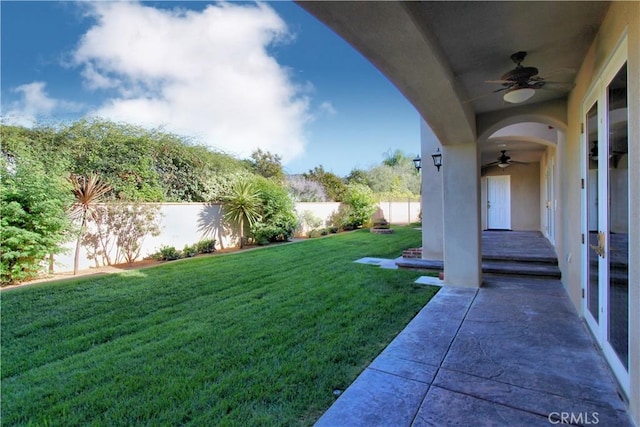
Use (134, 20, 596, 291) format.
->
(583, 44, 629, 393)
(487, 176, 511, 230)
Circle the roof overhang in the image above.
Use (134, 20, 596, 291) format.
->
(296, 1, 609, 148)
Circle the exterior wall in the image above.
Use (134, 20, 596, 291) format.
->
(420, 119, 444, 260)
(565, 2, 639, 423)
(481, 163, 541, 231)
(53, 201, 418, 273)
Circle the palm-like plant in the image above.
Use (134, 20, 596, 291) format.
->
(223, 179, 262, 248)
(68, 174, 112, 275)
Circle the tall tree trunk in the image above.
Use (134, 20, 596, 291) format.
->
(239, 218, 244, 249)
(73, 213, 87, 275)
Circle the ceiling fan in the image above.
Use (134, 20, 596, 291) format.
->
(483, 150, 528, 169)
(485, 51, 569, 103)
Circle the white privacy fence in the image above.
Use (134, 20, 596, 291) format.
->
(53, 200, 420, 273)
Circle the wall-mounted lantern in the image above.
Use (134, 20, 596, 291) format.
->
(412, 155, 422, 171)
(431, 148, 442, 171)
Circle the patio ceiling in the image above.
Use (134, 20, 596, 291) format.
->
(297, 1, 610, 161)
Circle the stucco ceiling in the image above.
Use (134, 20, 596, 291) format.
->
(297, 1, 610, 164)
(408, 1, 609, 114)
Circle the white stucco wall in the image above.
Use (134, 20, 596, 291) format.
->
(53, 200, 420, 273)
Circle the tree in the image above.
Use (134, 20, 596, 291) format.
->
(343, 183, 377, 228)
(286, 175, 327, 202)
(223, 179, 262, 248)
(346, 168, 369, 186)
(81, 203, 162, 266)
(382, 148, 404, 167)
(1, 158, 72, 285)
(367, 150, 420, 198)
(249, 149, 284, 182)
(304, 165, 347, 202)
(250, 177, 298, 244)
(68, 174, 112, 275)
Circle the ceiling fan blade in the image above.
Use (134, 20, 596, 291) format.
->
(485, 79, 512, 84)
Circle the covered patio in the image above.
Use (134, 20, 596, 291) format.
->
(299, 1, 639, 423)
(316, 274, 632, 426)
(398, 230, 561, 279)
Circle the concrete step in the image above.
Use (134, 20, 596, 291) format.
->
(483, 254, 558, 265)
(396, 258, 561, 279)
(482, 260, 561, 279)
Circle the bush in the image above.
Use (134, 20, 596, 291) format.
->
(249, 178, 297, 244)
(343, 184, 377, 228)
(182, 244, 198, 258)
(195, 238, 216, 254)
(1, 158, 72, 285)
(251, 223, 282, 246)
(154, 245, 181, 261)
(329, 204, 354, 231)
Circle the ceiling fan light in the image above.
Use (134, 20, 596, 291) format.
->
(498, 162, 510, 169)
(503, 87, 535, 103)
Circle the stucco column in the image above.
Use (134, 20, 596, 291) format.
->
(442, 143, 482, 287)
(420, 120, 443, 260)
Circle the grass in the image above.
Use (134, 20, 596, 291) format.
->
(1, 227, 438, 426)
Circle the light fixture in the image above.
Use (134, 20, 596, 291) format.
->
(503, 87, 535, 104)
(498, 162, 510, 169)
(412, 155, 421, 171)
(431, 148, 442, 171)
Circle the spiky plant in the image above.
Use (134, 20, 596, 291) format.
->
(68, 174, 112, 275)
(223, 179, 262, 248)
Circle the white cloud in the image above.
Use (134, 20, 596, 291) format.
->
(73, 1, 310, 162)
(318, 101, 337, 116)
(2, 81, 80, 126)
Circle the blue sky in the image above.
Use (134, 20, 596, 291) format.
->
(1, 1, 421, 176)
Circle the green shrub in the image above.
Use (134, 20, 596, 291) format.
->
(249, 177, 297, 243)
(1, 158, 72, 285)
(329, 204, 354, 231)
(250, 223, 281, 245)
(344, 184, 377, 228)
(182, 244, 198, 258)
(195, 238, 216, 254)
(154, 245, 181, 261)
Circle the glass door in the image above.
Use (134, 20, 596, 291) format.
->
(585, 101, 599, 324)
(583, 41, 629, 393)
(606, 63, 628, 372)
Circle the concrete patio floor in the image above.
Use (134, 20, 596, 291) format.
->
(316, 275, 632, 426)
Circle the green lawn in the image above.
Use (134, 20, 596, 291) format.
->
(1, 227, 437, 426)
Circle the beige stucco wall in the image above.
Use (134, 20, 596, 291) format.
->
(481, 163, 541, 231)
(565, 2, 639, 423)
